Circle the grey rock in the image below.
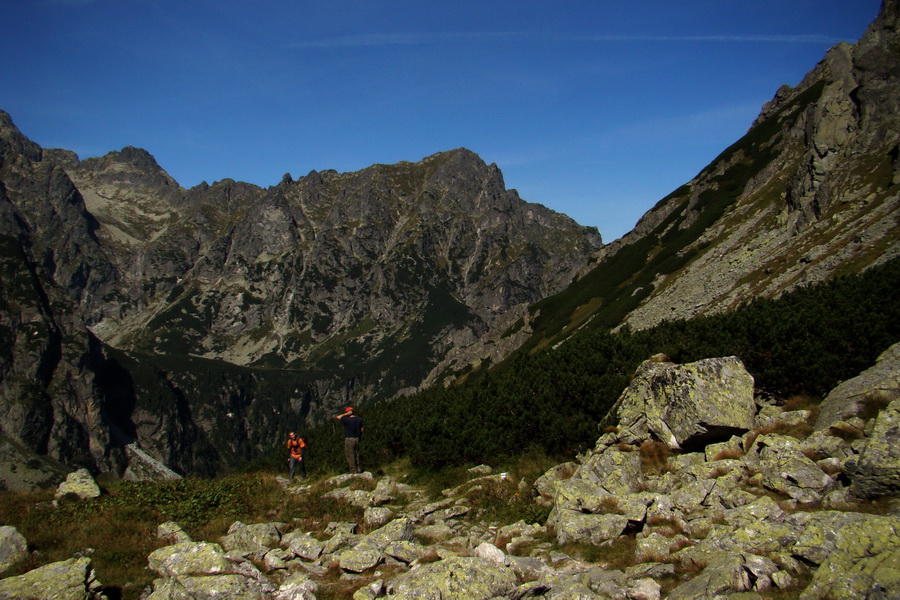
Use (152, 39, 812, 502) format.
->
(553, 510, 629, 545)
(219, 521, 282, 560)
(55, 468, 101, 500)
(281, 530, 324, 561)
(815, 342, 900, 431)
(157, 521, 192, 545)
(147, 541, 231, 577)
(667, 552, 777, 600)
(845, 398, 900, 498)
(386, 555, 518, 599)
(799, 514, 900, 600)
(339, 517, 415, 573)
(274, 571, 318, 600)
(607, 356, 756, 450)
(0, 525, 29, 574)
(123, 444, 183, 481)
(0, 556, 105, 599)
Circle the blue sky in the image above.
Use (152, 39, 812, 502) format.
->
(0, 1, 883, 241)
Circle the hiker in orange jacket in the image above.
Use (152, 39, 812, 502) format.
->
(287, 431, 307, 481)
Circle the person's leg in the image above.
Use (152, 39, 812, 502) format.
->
(299, 457, 307, 480)
(345, 437, 360, 473)
(289, 456, 296, 480)
(344, 438, 355, 472)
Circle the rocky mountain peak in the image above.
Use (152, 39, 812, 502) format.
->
(543, 1, 899, 341)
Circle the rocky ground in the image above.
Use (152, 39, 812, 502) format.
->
(0, 343, 898, 599)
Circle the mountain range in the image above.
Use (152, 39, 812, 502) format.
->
(0, 1, 898, 484)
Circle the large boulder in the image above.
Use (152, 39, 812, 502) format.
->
(281, 529, 325, 561)
(0, 556, 105, 599)
(147, 541, 232, 577)
(0, 525, 28, 574)
(844, 398, 900, 498)
(799, 514, 900, 599)
(339, 517, 415, 573)
(667, 551, 778, 599)
(746, 434, 835, 503)
(608, 355, 756, 450)
(219, 521, 283, 561)
(814, 342, 900, 431)
(385, 555, 518, 599)
(122, 443, 183, 481)
(145, 541, 275, 599)
(54, 468, 101, 500)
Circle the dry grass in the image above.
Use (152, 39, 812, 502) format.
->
(646, 515, 685, 538)
(560, 535, 637, 571)
(597, 496, 624, 515)
(857, 392, 891, 422)
(639, 440, 672, 476)
(417, 547, 442, 564)
(711, 448, 744, 461)
(782, 394, 821, 413)
(743, 420, 814, 452)
(0, 473, 372, 600)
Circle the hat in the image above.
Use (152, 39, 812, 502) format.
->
(344, 406, 354, 413)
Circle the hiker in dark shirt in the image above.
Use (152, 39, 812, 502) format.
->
(335, 406, 363, 473)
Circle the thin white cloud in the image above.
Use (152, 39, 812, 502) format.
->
(44, 0, 103, 6)
(288, 31, 841, 49)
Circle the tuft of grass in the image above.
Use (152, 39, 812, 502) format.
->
(744, 419, 815, 452)
(782, 394, 821, 412)
(711, 448, 745, 461)
(646, 516, 685, 538)
(563, 535, 638, 570)
(465, 478, 550, 525)
(857, 392, 892, 422)
(639, 441, 672, 476)
(597, 496, 624, 515)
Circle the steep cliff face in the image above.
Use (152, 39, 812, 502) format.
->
(525, 1, 899, 348)
(0, 115, 120, 476)
(65, 146, 601, 409)
(0, 112, 601, 478)
(624, 1, 899, 328)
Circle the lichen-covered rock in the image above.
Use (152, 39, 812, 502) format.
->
(364, 506, 394, 528)
(799, 514, 900, 599)
(553, 510, 629, 545)
(576, 446, 644, 496)
(0, 556, 105, 599)
(323, 487, 378, 508)
(55, 467, 101, 500)
(145, 573, 271, 600)
(281, 529, 324, 561)
(748, 434, 834, 503)
(667, 551, 777, 599)
(385, 555, 517, 599)
(534, 462, 577, 502)
(339, 517, 415, 573)
(814, 342, 900, 431)
(147, 541, 232, 577)
(608, 356, 756, 450)
(789, 511, 874, 566)
(219, 521, 282, 560)
(157, 521, 192, 545)
(845, 398, 900, 498)
(274, 571, 318, 600)
(0, 525, 29, 574)
(384, 540, 427, 564)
